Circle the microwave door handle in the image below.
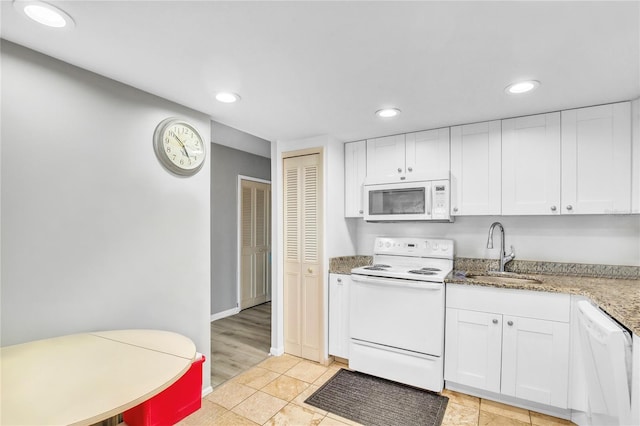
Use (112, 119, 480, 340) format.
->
(426, 185, 432, 216)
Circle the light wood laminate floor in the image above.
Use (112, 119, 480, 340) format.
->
(210, 302, 271, 388)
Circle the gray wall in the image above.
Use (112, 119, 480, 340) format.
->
(212, 121, 271, 159)
(1, 41, 212, 389)
(210, 139, 271, 316)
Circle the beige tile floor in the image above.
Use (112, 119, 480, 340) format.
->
(178, 354, 574, 426)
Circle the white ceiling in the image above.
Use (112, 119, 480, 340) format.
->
(2, 1, 639, 144)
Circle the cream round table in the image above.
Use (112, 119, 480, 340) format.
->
(0, 329, 196, 426)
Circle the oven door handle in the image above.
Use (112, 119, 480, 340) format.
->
(351, 274, 443, 290)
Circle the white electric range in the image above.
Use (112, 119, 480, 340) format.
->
(350, 236, 454, 392)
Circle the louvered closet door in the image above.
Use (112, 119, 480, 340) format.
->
(283, 153, 323, 361)
(240, 179, 271, 310)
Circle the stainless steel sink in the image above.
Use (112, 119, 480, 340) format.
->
(465, 271, 542, 285)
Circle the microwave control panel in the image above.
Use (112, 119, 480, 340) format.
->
(431, 180, 449, 220)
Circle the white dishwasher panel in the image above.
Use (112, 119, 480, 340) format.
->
(576, 300, 632, 426)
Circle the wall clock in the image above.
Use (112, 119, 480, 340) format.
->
(153, 118, 206, 176)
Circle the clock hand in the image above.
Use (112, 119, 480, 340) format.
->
(173, 134, 190, 158)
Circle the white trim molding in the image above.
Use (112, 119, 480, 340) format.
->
(210, 307, 240, 322)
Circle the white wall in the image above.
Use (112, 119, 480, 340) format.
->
(271, 135, 357, 356)
(1, 41, 211, 389)
(356, 215, 640, 266)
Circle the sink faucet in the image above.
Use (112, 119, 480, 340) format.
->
(486, 222, 515, 272)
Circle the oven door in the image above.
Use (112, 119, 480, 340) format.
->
(350, 274, 444, 356)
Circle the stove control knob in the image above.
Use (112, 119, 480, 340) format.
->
(432, 242, 439, 250)
(385, 242, 391, 248)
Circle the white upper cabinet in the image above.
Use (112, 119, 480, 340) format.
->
(366, 128, 450, 182)
(502, 113, 561, 215)
(366, 134, 406, 181)
(344, 140, 367, 218)
(405, 128, 450, 178)
(450, 120, 501, 215)
(561, 102, 632, 214)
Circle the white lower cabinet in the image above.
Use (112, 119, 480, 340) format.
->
(445, 308, 502, 393)
(328, 273, 350, 359)
(445, 284, 571, 410)
(501, 315, 570, 407)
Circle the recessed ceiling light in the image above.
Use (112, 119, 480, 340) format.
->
(215, 92, 241, 103)
(14, 0, 75, 28)
(375, 108, 401, 118)
(505, 80, 540, 94)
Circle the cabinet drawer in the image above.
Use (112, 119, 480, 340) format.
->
(446, 284, 570, 322)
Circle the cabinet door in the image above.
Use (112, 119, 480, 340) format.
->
(502, 113, 561, 215)
(501, 316, 570, 408)
(561, 102, 631, 214)
(366, 135, 406, 181)
(344, 141, 367, 217)
(328, 274, 350, 359)
(405, 128, 450, 179)
(450, 121, 501, 215)
(444, 308, 502, 393)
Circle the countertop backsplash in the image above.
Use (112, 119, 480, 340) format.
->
(453, 258, 640, 280)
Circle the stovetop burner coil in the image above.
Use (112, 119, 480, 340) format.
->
(364, 264, 391, 270)
(408, 270, 438, 275)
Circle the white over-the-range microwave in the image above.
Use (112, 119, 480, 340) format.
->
(363, 176, 452, 222)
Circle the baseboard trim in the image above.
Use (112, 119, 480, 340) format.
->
(201, 385, 213, 398)
(270, 346, 285, 356)
(210, 307, 240, 322)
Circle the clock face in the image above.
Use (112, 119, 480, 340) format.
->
(154, 118, 206, 176)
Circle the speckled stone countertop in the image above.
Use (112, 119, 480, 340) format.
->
(330, 256, 640, 336)
(448, 258, 640, 336)
(329, 256, 372, 274)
